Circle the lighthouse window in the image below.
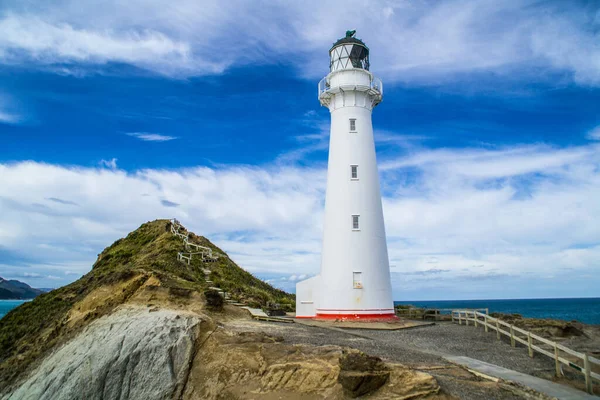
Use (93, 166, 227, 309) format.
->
(352, 215, 360, 230)
(349, 119, 356, 132)
(350, 165, 358, 179)
(353, 272, 363, 289)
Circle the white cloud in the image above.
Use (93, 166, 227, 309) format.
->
(0, 93, 23, 124)
(0, 1, 598, 85)
(0, 14, 222, 75)
(1, 141, 600, 295)
(0, 161, 326, 285)
(379, 142, 600, 298)
(22, 272, 42, 278)
(2, 270, 65, 283)
(99, 158, 117, 169)
(381, 145, 594, 179)
(588, 126, 600, 141)
(0, 110, 20, 124)
(125, 132, 178, 142)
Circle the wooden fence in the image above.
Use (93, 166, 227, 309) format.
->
(397, 307, 488, 321)
(452, 309, 600, 394)
(170, 219, 220, 264)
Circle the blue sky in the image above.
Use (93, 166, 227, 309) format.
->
(0, 0, 599, 300)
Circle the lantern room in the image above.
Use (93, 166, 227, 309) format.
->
(329, 30, 370, 72)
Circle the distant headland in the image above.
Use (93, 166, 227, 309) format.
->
(0, 277, 45, 300)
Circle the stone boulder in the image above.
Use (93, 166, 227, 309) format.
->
(337, 350, 390, 398)
(204, 289, 224, 310)
(3, 307, 203, 400)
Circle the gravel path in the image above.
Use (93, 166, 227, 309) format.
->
(224, 319, 559, 399)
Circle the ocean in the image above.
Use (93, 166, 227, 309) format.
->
(0, 300, 30, 319)
(1, 298, 599, 324)
(394, 298, 600, 325)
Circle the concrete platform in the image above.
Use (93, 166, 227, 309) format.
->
(240, 306, 268, 317)
(445, 356, 597, 400)
(295, 318, 435, 331)
(240, 307, 294, 323)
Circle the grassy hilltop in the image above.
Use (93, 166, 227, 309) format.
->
(0, 219, 295, 389)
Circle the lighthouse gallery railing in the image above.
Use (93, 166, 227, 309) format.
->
(318, 76, 383, 98)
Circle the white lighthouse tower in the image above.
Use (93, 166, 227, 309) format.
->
(296, 31, 395, 320)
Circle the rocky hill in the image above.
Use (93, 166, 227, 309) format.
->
(0, 219, 443, 400)
(0, 220, 293, 393)
(0, 278, 43, 299)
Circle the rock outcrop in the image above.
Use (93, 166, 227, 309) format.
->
(0, 220, 294, 388)
(4, 307, 203, 400)
(338, 351, 390, 398)
(183, 330, 439, 399)
(489, 313, 588, 339)
(3, 303, 441, 400)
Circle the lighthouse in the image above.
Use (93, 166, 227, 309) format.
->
(296, 31, 395, 320)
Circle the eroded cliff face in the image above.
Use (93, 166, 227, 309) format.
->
(184, 329, 439, 399)
(0, 220, 294, 390)
(4, 307, 203, 400)
(3, 302, 440, 400)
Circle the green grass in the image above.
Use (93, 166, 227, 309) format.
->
(0, 219, 295, 390)
(180, 229, 295, 310)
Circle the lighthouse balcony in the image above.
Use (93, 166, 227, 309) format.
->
(318, 73, 383, 105)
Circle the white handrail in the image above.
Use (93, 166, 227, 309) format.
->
(451, 309, 598, 394)
(318, 75, 383, 98)
(170, 219, 221, 265)
(371, 76, 383, 96)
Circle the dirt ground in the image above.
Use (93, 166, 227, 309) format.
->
(222, 313, 588, 399)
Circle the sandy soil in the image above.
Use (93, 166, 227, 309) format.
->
(223, 318, 575, 400)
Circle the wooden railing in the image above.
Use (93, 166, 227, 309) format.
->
(170, 219, 221, 264)
(397, 307, 488, 321)
(452, 309, 600, 394)
(169, 219, 239, 303)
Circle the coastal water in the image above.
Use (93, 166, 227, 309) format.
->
(1, 298, 599, 324)
(394, 298, 600, 325)
(0, 300, 29, 319)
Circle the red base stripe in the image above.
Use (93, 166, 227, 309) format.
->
(316, 308, 394, 311)
(315, 313, 398, 321)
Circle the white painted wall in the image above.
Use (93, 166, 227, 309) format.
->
(296, 42, 394, 319)
(295, 275, 320, 317)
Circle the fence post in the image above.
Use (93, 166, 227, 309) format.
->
(486, 308, 489, 315)
(584, 353, 593, 394)
(484, 315, 489, 332)
(451, 311, 455, 323)
(510, 325, 515, 347)
(466, 312, 469, 326)
(474, 312, 478, 327)
(527, 333, 533, 358)
(496, 319, 500, 340)
(459, 312, 462, 325)
(554, 344, 561, 377)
